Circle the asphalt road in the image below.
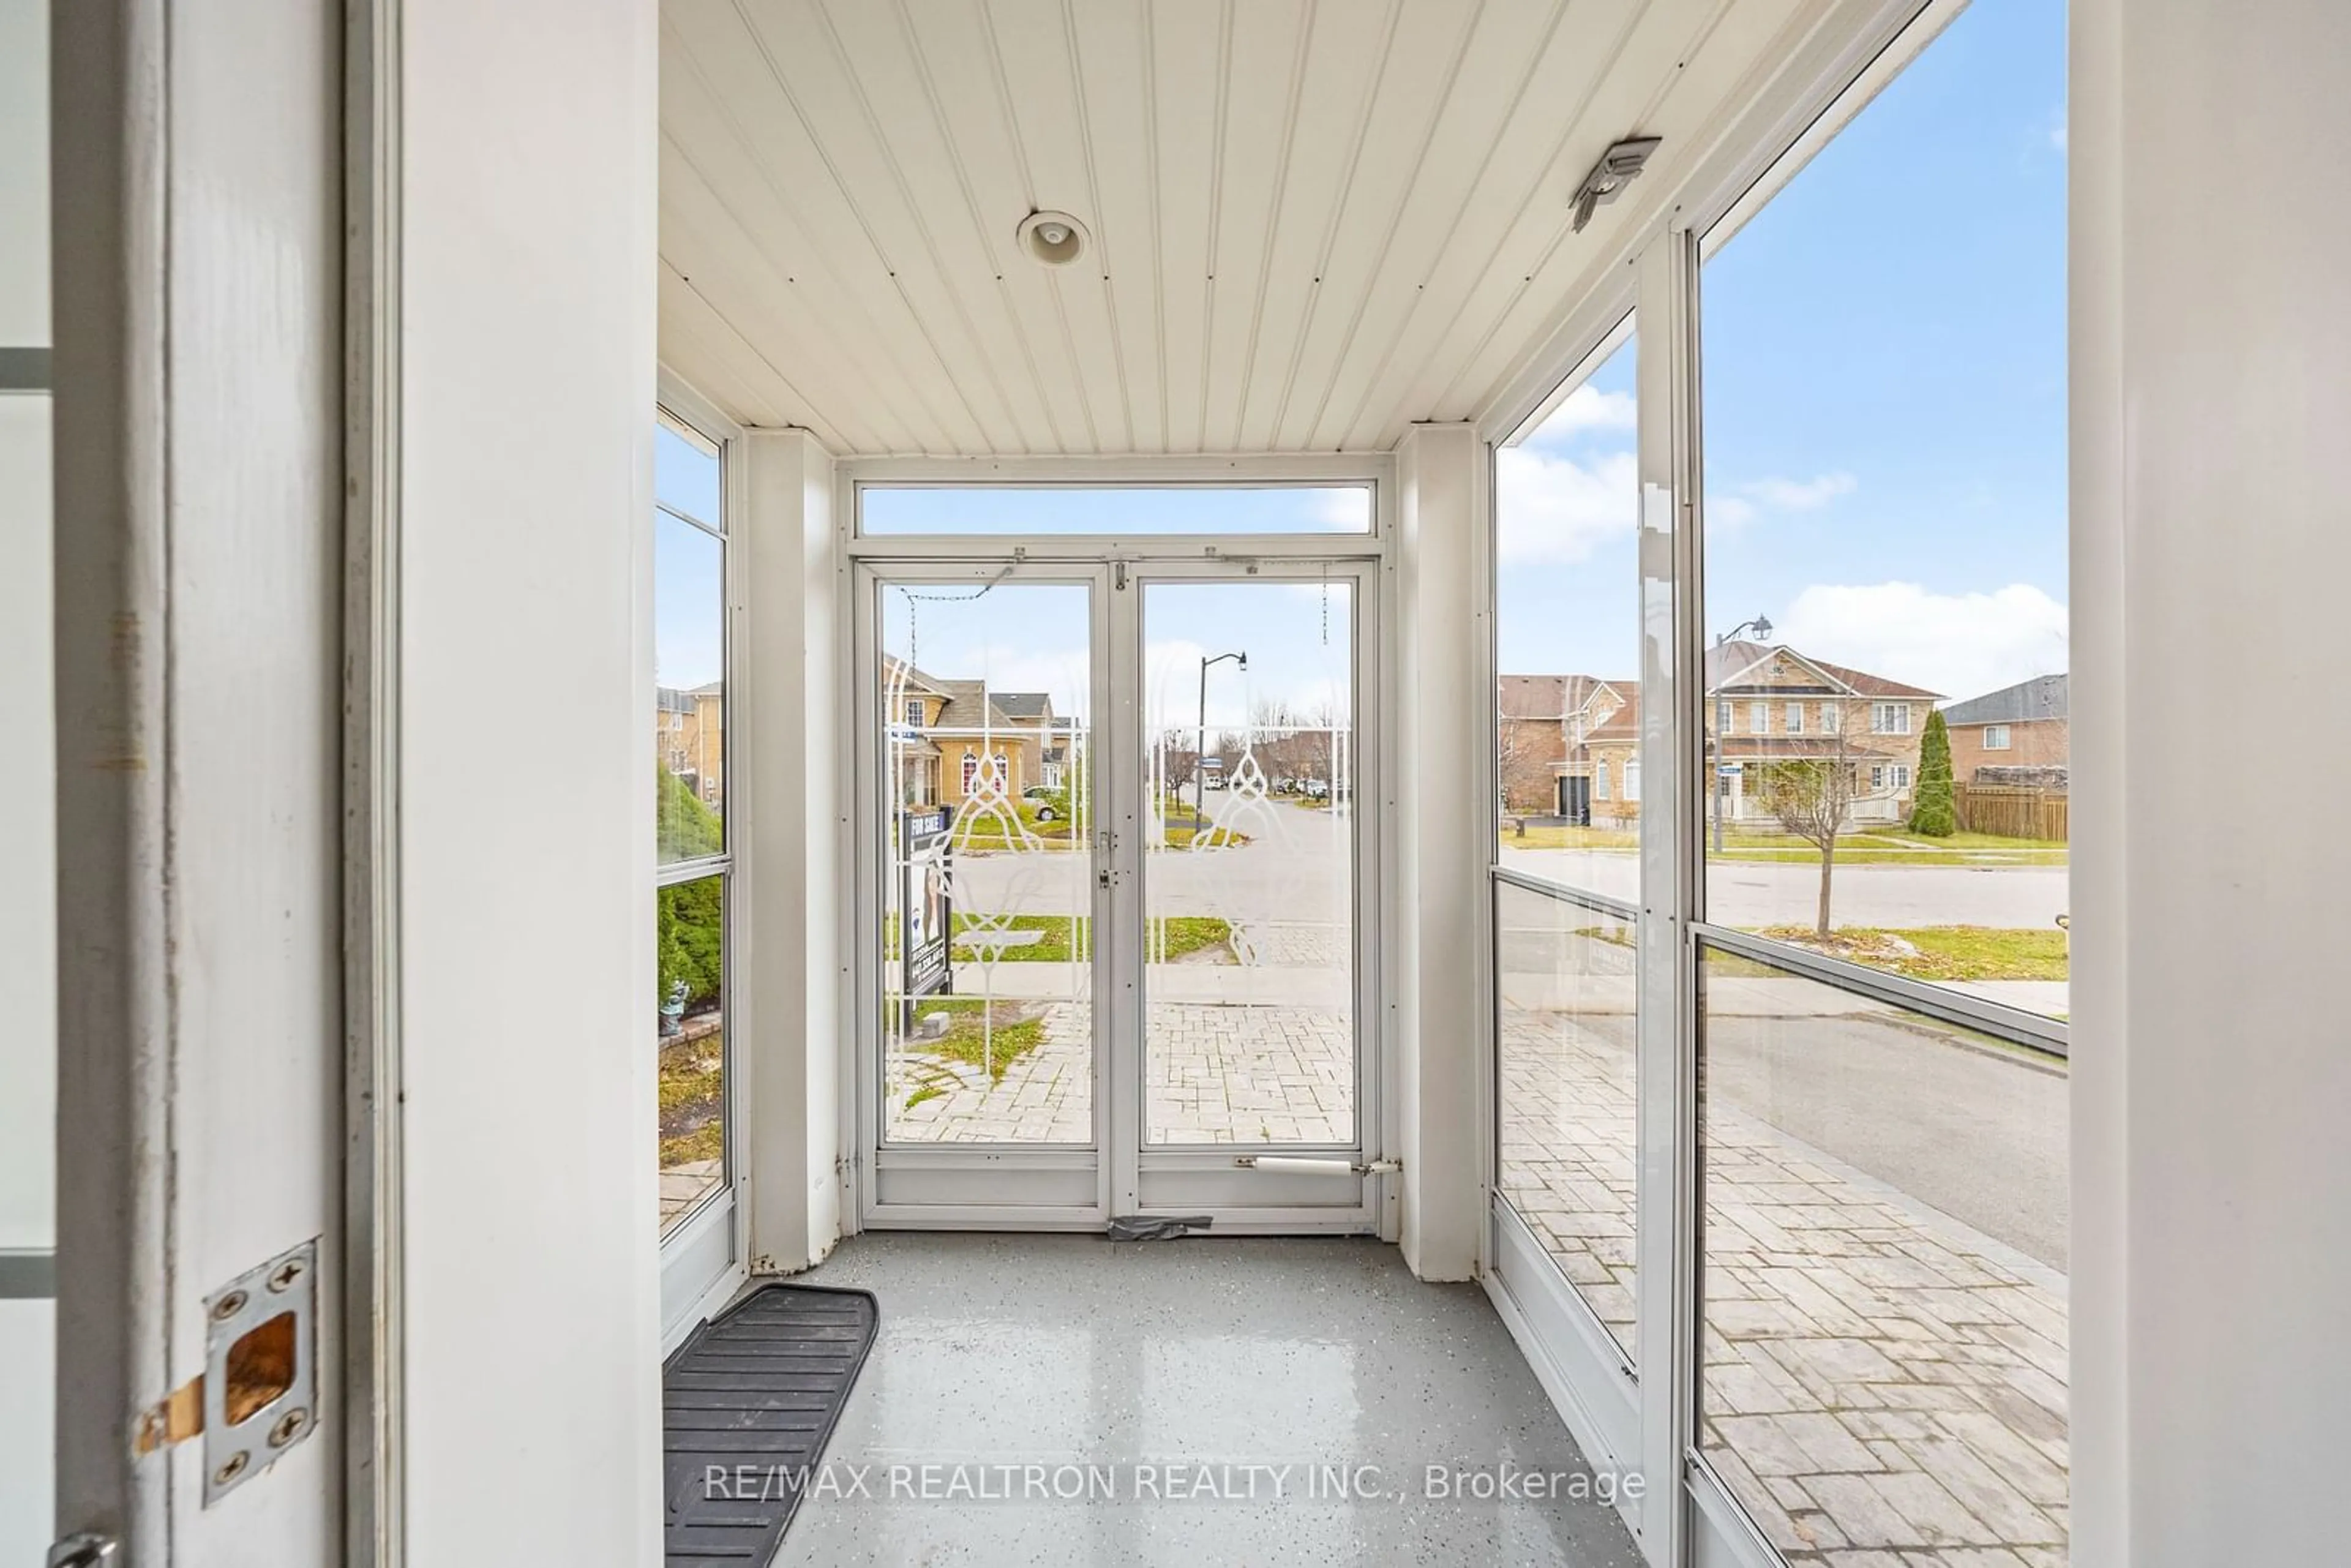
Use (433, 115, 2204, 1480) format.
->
(948, 796, 2068, 935)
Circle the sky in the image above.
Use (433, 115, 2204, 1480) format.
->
(659, 0, 2068, 716)
(1499, 0, 2068, 703)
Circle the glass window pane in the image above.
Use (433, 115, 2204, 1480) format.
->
(860, 484, 1371, 536)
(1141, 579, 1355, 1147)
(656, 511, 724, 862)
(656, 418, 722, 526)
(1699, 0, 2068, 1021)
(1495, 331, 1640, 893)
(1697, 943, 2068, 1559)
(657, 872, 727, 1231)
(877, 581, 1094, 1144)
(1494, 885, 1637, 1358)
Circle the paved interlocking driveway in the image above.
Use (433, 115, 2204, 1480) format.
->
(888, 997, 1353, 1145)
(1501, 1006, 2070, 1565)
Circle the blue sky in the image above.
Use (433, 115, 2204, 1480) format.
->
(874, 578, 1354, 734)
(661, 0, 2068, 715)
(1501, 0, 2068, 702)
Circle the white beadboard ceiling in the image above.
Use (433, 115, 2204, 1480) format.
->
(658, 0, 1818, 456)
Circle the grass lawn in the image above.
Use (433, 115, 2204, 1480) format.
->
(1755, 924, 2069, 983)
(657, 1021, 724, 1167)
(946, 913, 1232, 963)
(936, 803, 1249, 851)
(888, 913, 1234, 962)
(899, 999, 1049, 1103)
(1498, 822, 2065, 866)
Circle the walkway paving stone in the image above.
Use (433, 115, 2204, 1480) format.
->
(1497, 1005, 2069, 1564)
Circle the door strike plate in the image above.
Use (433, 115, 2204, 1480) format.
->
(199, 1238, 320, 1506)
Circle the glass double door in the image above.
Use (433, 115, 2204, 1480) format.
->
(858, 559, 1379, 1228)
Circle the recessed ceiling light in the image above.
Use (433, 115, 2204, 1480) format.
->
(1018, 210, 1090, 267)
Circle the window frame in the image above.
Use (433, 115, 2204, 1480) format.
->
(1984, 722, 2012, 750)
(654, 387, 743, 1266)
(1468, 2, 2073, 1562)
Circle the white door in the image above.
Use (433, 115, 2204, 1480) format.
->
(852, 558, 1385, 1231)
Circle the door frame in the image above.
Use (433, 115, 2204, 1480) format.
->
(1106, 558, 1387, 1231)
(834, 462, 1395, 1236)
(848, 558, 1117, 1228)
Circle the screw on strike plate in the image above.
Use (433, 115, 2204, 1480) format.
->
(212, 1451, 249, 1487)
(269, 1408, 310, 1448)
(211, 1289, 248, 1322)
(268, 1258, 306, 1292)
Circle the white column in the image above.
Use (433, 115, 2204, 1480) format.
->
(742, 428, 843, 1272)
(1395, 422, 1484, 1280)
(0, 2, 53, 1559)
(397, 3, 662, 1564)
(2072, 4, 2351, 1562)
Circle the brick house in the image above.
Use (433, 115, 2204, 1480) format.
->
(1941, 673, 2069, 782)
(884, 657, 1065, 809)
(1498, 640, 1940, 830)
(1498, 674, 1642, 822)
(1704, 640, 1941, 826)
(655, 679, 725, 810)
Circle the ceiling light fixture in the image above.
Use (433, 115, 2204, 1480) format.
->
(1569, 136, 1662, 233)
(1018, 209, 1090, 267)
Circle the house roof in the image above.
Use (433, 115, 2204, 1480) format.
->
(656, 686, 696, 715)
(1497, 674, 1566, 719)
(992, 692, 1053, 720)
(882, 656, 955, 699)
(1705, 639, 1941, 701)
(1942, 672, 2068, 726)
(1498, 673, 1631, 720)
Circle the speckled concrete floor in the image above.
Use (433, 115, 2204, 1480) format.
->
(762, 1232, 1645, 1567)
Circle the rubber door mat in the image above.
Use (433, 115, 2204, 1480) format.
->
(663, 1283, 880, 1566)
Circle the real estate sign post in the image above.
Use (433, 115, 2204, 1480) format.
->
(899, 808, 953, 1031)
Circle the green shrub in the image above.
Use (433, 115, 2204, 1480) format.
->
(1910, 710, 1957, 838)
(656, 765, 722, 861)
(658, 875, 724, 1009)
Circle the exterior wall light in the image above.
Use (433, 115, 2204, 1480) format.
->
(1570, 136, 1663, 232)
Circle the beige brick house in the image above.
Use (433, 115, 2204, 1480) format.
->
(655, 679, 724, 810)
(1704, 639, 1940, 826)
(884, 657, 1068, 809)
(1498, 639, 1940, 830)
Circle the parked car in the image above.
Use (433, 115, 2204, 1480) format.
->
(1022, 784, 1063, 821)
(1302, 778, 1330, 801)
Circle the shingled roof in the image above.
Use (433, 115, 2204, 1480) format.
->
(1942, 673, 2068, 726)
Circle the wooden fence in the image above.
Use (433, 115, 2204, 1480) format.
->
(1955, 783, 2069, 842)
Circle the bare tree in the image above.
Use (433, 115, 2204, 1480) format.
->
(1752, 697, 1865, 942)
(1158, 730, 1198, 793)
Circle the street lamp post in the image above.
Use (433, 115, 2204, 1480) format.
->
(1197, 650, 1247, 838)
(1711, 615, 1774, 855)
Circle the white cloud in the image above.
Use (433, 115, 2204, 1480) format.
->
(1739, 471, 1856, 511)
(1701, 471, 1856, 531)
(2049, 109, 2068, 153)
(1495, 445, 1639, 565)
(1531, 383, 1637, 441)
(1773, 581, 2068, 702)
(1710, 494, 1758, 529)
(1310, 488, 1373, 530)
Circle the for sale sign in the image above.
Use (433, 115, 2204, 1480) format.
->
(900, 809, 953, 1024)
